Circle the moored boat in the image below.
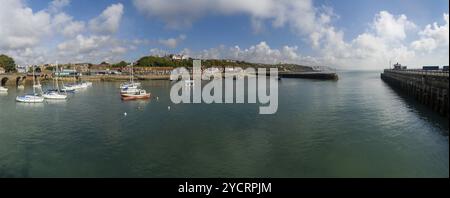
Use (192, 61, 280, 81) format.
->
(43, 91, 67, 100)
(16, 94, 45, 103)
(121, 89, 151, 100)
(0, 86, 7, 92)
(16, 65, 45, 103)
(120, 86, 140, 94)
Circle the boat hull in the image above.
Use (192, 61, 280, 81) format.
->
(16, 95, 45, 103)
(43, 93, 67, 100)
(121, 93, 151, 100)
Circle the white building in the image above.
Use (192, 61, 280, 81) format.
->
(170, 54, 189, 60)
(0, 67, 5, 74)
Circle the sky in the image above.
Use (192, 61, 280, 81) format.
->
(0, 0, 448, 70)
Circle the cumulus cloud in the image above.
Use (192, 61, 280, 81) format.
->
(89, 3, 124, 34)
(0, 0, 52, 49)
(411, 13, 449, 52)
(56, 35, 129, 63)
(373, 11, 416, 40)
(0, 0, 127, 65)
(49, 0, 70, 13)
(132, 0, 336, 48)
(158, 34, 186, 48)
(52, 12, 85, 37)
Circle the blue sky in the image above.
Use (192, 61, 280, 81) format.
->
(1, 0, 448, 69)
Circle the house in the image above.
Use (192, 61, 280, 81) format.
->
(170, 54, 189, 60)
(0, 67, 5, 74)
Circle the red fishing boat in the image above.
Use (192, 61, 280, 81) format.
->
(121, 89, 151, 100)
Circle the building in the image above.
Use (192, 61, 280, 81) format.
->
(90, 69, 122, 75)
(170, 54, 189, 60)
(0, 67, 5, 74)
(55, 69, 80, 77)
(393, 62, 407, 70)
(16, 65, 27, 73)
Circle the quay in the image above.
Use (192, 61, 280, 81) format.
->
(381, 69, 449, 117)
(278, 71, 338, 80)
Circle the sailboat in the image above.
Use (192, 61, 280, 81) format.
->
(0, 86, 7, 92)
(43, 62, 67, 100)
(120, 64, 140, 89)
(16, 65, 44, 103)
(63, 68, 88, 90)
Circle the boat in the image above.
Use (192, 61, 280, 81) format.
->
(80, 81, 93, 87)
(120, 82, 140, 89)
(17, 85, 25, 90)
(43, 62, 67, 100)
(16, 94, 45, 103)
(121, 89, 151, 100)
(61, 85, 76, 92)
(16, 65, 44, 103)
(119, 64, 140, 89)
(63, 69, 91, 90)
(43, 91, 67, 100)
(120, 86, 140, 94)
(0, 86, 7, 92)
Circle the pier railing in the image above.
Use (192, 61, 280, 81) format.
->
(384, 69, 449, 77)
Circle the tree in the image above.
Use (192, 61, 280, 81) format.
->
(0, 54, 16, 72)
(112, 61, 129, 68)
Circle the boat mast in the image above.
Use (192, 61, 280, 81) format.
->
(131, 63, 134, 84)
(32, 65, 36, 94)
(55, 61, 60, 93)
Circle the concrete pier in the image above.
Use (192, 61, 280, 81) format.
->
(381, 69, 449, 117)
(278, 71, 338, 80)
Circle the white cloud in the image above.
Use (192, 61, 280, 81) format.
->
(52, 12, 85, 37)
(0, 1, 128, 65)
(373, 11, 416, 40)
(132, 0, 335, 48)
(56, 34, 128, 63)
(89, 3, 124, 34)
(49, 0, 70, 13)
(158, 34, 186, 48)
(411, 13, 449, 52)
(0, 0, 52, 49)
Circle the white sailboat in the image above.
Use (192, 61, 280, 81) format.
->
(0, 86, 7, 92)
(16, 65, 44, 103)
(63, 68, 88, 90)
(43, 62, 67, 100)
(120, 64, 140, 89)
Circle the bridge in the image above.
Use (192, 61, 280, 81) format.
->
(0, 73, 28, 87)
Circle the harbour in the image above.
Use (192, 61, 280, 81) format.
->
(381, 64, 449, 117)
(0, 71, 448, 177)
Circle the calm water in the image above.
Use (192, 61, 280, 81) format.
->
(0, 71, 448, 178)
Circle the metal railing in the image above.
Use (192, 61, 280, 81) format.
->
(384, 69, 449, 77)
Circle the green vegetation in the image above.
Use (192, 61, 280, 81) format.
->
(0, 54, 16, 72)
(112, 61, 129, 68)
(46, 66, 55, 71)
(134, 55, 314, 71)
(136, 56, 192, 67)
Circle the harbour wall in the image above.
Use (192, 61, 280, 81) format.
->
(381, 69, 449, 117)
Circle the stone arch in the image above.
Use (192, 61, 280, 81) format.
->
(1, 77, 8, 86)
(16, 76, 27, 86)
